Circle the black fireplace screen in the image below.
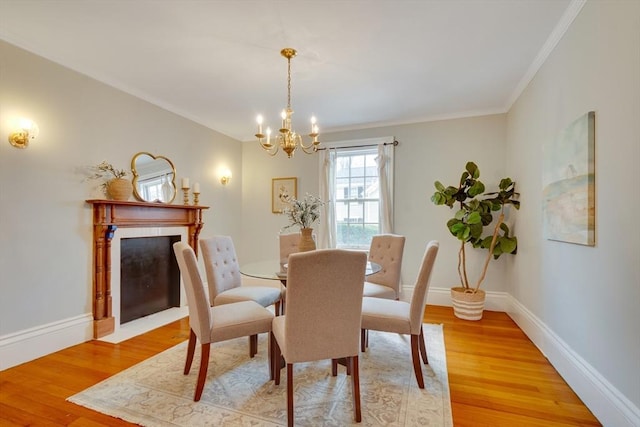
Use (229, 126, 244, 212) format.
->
(120, 235, 181, 324)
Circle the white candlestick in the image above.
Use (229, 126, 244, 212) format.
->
(182, 177, 189, 189)
(193, 182, 200, 193)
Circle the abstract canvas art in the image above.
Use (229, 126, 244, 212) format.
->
(543, 111, 595, 245)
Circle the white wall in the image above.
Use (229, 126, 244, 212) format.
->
(0, 40, 243, 354)
(505, 0, 640, 423)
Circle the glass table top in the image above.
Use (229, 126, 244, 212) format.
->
(240, 260, 381, 281)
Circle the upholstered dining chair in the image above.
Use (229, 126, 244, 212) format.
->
(271, 249, 367, 427)
(360, 240, 439, 389)
(278, 232, 301, 272)
(173, 242, 274, 401)
(363, 234, 406, 300)
(200, 236, 283, 315)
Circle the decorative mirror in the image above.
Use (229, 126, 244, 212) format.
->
(131, 152, 177, 203)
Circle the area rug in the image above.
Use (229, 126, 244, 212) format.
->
(68, 324, 452, 426)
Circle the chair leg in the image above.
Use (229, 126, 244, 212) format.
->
(194, 343, 211, 401)
(249, 334, 258, 358)
(275, 301, 281, 316)
(287, 363, 294, 427)
(350, 356, 362, 422)
(360, 329, 368, 352)
(331, 359, 338, 376)
(184, 329, 197, 375)
(274, 338, 282, 385)
(410, 334, 425, 389)
(418, 326, 429, 365)
(267, 332, 274, 380)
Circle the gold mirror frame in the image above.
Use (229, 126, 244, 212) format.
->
(131, 152, 177, 203)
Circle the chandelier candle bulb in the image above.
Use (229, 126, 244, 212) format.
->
(257, 115, 263, 135)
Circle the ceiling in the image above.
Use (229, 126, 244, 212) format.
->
(0, 0, 575, 141)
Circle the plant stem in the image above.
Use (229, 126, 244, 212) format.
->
(472, 211, 505, 293)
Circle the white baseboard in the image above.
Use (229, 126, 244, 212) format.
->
(408, 285, 511, 312)
(0, 313, 93, 370)
(507, 295, 640, 427)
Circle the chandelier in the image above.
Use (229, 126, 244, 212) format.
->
(255, 48, 320, 158)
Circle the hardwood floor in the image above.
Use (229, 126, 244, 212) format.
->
(0, 306, 600, 426)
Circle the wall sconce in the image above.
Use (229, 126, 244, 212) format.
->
(220, 170, 232, 185)
(8, 118, 39, 149)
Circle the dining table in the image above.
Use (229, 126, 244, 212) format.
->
(240, 259, 382, 285)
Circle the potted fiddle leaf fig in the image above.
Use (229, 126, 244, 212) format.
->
(431, 161, 520, 320)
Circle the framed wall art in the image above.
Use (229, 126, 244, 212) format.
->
(543, 111, 595, 246)
(272, 177, 297, 213)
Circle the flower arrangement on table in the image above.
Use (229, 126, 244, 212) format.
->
(86, 160, 129, 196)
(283, 193, 325, 230)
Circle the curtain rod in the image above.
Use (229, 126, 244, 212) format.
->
(316, 139, 398, 151)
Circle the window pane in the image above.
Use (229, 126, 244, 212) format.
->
(364, 201, 379, 223)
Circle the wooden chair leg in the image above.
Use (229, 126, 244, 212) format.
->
(419, 326, 428, 365)
(360, 329, 367, 352)
(350, 356, 362, 422)
(274, 338, 282, 385)
(267, 332, 274, 380)
(275, 301, 281, 316)
(410, 334, 425, 389)
(287, 363, 294, 427)
(194, 343, 210, 401)
(249, 334, 258, 358)
(331, 359, 338, 376)
(184, 329, 197, 375)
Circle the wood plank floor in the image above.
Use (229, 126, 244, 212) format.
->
(0, 306, 601, 426)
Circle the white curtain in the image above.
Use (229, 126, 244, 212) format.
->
(376, 142, 394, 233)
(317, 148, 336, 248)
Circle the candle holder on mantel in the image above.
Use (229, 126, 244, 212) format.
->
(193, 191, 200, 205)
(182, 187, 190, 205)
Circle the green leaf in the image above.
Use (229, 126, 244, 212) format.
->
(468, 181, 485, 197)
(467, 211, 482, 224)
(435, 181, 445, 191)
(454, 209, 466, 220)
(459, 171, 469, 187)
(500, 237, 517, 254)
(466, 162, 479, 179)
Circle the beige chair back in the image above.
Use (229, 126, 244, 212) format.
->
(200, 236, 242, 305)
(284, 249, 367, 363)
(367, 234, 406, 296)
(278, 232, 300, 271)
(408, 241, 439, 334)
(173, 242, 212, 344)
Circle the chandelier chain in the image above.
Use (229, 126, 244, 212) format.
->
(287, 56, 292, 110)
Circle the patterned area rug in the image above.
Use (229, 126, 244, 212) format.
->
(68, 324, 452, 426)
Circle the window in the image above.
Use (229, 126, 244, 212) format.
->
(334, 148, 380, 249)
(317, 136, 394, 250)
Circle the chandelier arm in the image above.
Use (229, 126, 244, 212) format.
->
(300, 142, 319, 154)
(260, 141, 279, 156)
(299, 138, 316, 150)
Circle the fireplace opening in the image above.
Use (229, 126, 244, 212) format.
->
(120, 235, 181, 324)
